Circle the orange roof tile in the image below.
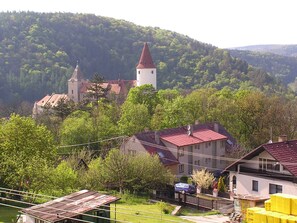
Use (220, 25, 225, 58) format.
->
(161, 129, 227, 147)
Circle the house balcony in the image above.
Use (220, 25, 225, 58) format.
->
(238, 166, 297, 183)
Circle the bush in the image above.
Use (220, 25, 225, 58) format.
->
(191, 168, 215, 190)
(156, 201, 175, 214)
(180, 175, 188, 183)
(218, 176, 227, 192)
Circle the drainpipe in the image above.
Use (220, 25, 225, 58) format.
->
(237, 164, 241, 173)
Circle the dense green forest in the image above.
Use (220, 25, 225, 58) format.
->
(229, 49, 297, 89)
(0, 11, 285, 105)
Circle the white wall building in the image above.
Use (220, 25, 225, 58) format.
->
(225, 137, 297, 198)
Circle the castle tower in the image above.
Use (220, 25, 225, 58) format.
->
(68, 63, 87, 103)
(136, 42, 157, 89)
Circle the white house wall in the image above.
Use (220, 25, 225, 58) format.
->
(229, 172, 297, 198)
(22, 215, 34, 223)
(162, 139, 227, 177)
(120, 136, 148, 155)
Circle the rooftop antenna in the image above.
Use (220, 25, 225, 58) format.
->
(268, 126, 273, 143)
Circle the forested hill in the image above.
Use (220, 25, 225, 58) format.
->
(0, 12, 284, 103)
(231, 44, 297, 57)
(229, 49, 297, 88)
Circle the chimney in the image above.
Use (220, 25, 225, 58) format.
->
(155, 131, 160, 144)
(187, 124, 193, 136)
(278, 135, 287, 142)
(214, 123, 219, 132)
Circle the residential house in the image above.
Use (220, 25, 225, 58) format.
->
(225, 136, 297, 198)
(19, 189, 120, 223)
(121, 122, 236, 177)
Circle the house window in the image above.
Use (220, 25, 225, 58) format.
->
(269, 183, 282, 194)
(195, 144, 200, 150)
(252, 180, 258, 192)
(220, 157, 225, 164)
(179, 164, 184, 173)
(206, 142, 211, 148)
(221, 141, 225, 147)
(178, 147, 184, 157)
(194, 160, 200, 166)
(205, 158, 211, 164)
(128, 149, 136, 156)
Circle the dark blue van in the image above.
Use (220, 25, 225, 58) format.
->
(174, 183, 196, 194)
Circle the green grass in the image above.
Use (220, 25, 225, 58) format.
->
(178, 206, 220, 216)
(110, 202, 192, 223)
(0, 205, 19, 223)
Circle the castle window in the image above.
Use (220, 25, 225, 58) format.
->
(138, 71, 140, 74)
(72, 90, 73, 94)
(151, 70, 154, 74)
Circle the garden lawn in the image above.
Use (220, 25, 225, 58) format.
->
(0, 205, 19, 223)
(110, 202, 192, 223)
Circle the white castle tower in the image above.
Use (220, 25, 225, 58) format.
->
(68, 63, 88, 103)
(136, 42, 157, 89)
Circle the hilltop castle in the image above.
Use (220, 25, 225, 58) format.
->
(33, 42, 156, 116)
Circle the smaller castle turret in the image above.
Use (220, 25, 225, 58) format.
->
(68, 62, 88, 103)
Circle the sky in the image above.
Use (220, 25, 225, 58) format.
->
(1, 0, 297, 48)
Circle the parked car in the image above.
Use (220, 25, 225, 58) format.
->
(174, 183, 196, 194)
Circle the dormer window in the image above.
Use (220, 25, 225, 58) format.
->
(259, 158, 280, 172)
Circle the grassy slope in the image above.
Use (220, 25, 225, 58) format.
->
(110, 202, 192, 223)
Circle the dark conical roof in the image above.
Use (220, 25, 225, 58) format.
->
(69, 64, 84, 81)
(136, 42, 156, 69)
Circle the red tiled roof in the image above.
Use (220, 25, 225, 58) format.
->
(136, 42, 156, 69)
(161, 129, 227, 147)
(135, 132, 179, 166)
(36, 94, 69, 107)
(264, 141, 297, 176)
(79, 80, 136, 96)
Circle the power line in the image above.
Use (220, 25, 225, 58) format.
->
(58, 135, 127, 148)
(0, 187, 164, 216)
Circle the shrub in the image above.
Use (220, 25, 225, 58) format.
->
(156, 201, 174, 214)
(191, 168, 215, 190)
(180, 175, 188, 183)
